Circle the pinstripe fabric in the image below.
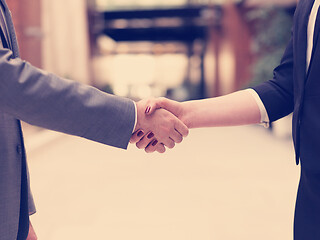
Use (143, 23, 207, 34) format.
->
(0, 0, 136, 239)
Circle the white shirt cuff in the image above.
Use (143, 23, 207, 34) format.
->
(132, 101, 138, 133)
(246, 89, 270, 128)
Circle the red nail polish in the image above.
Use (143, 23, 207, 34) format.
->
(145, 106, 151, 114)
(147, 132, 154, 139)
(137, 131, 144, 137)
(152, 140, 158, 146)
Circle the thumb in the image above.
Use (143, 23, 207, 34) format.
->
(145, 97, 180, 117)
(145, 101, 159, 115)
(145, 97, 171, 115)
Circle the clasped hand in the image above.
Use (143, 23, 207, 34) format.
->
(130, 98, 188, 153)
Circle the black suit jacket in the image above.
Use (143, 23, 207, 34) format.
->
(253, 0, 320, 169)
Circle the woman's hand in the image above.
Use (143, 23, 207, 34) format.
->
(144, 97, 186, 122)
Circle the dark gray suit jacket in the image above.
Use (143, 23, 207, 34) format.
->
(0, 1, 136, 239)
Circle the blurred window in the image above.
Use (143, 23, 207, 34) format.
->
(95, 0, 187, 9)
(94, 0, 242, 10)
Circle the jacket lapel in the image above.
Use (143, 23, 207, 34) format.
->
(0, 2, 9, 47)
(307, 2, 320, 83)
(313, 9, 320, 50)
(295, 0, 315, 84)
(0, 0, 19, 57)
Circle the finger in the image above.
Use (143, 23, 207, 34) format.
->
(162, 138, 175, 149)
(136, 132, 155, 149)
(145, 139, 159, 153)
(130, 129, 146, 144)
(156, 143, 166, 153)
(170, 130, 183, 144)
(174, 120, 189, 138)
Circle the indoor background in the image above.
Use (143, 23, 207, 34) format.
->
(7, 0, 298, 239)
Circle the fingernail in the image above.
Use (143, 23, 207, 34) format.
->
(147, 132, 154, 139)
(145, 106, 151, 114)
(152, 140, 158, 146)
(137, 131, 144, 137)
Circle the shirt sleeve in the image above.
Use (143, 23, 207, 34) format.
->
(246, 89, 270, 128)
(132, 102, 138, 133)
(251, 36, 294, 122)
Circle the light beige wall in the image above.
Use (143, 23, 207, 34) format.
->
(41, 0, 90, 84)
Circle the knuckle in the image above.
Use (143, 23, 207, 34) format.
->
(146, 98, 151, 105)
(158, 97, 168, 107)
(166, 119, 175, 128)
(158, 97, 165, 103)
(148, 148, 156, 153)
(160, 126, 170, 135)
(157, 147, 165, 153)
(177, 138, 183, 144)
(163, 114, 170, 121)
(147, 97, 155, 105)
(160, 144, 166, 153)
(130, 136, 138, 143)
(168, 142, 175, 149)
(136, 142, 144, 149)
(162, 126, 169, 133)
(184, 129, 189, 137)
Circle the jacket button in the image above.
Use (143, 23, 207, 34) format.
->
(16, 145, 22, 155)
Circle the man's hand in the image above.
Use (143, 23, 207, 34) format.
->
(131, 98, 189, 153)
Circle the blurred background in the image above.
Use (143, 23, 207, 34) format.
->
(6, 0, 299, 239)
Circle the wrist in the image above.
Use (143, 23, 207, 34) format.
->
(179, 102, 192, 128)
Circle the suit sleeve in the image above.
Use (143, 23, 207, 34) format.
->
(252, 37, 294, 122)
(0, 48, 136, 149)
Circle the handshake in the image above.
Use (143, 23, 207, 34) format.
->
(130, 90, 259, 152)
(130, 97, 189, 153)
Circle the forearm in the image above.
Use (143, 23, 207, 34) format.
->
(0, 49, 136, 149)
(181, 90, 261, 129)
